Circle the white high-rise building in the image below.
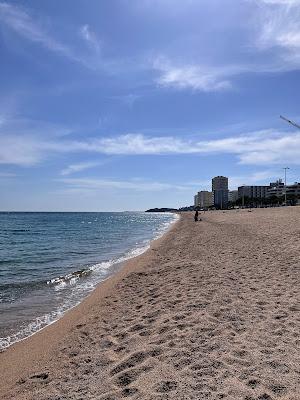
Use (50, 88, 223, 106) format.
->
(212, 176, 228, 209)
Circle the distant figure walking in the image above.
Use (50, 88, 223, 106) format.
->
(194, 210, 199, 222)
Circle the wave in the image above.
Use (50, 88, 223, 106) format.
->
(0, 213, 178, 350)
(46, 269, 92, 289)
(0, 308, 65, 350)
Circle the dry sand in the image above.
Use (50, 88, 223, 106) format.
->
(0, 207, 300, 400)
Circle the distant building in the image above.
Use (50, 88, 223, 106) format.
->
(228, 190, 238, 203)
(194, 194, 199, 208)
(286, 182, 300, 197)
(267, 180, 300, 199)
(212, 176, 228, 209)
(267, 179, 285, 197)
(197, 191, 214, 209)
(238, 185, 269, 200)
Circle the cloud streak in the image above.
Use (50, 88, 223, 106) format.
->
(82, 131, 300, 166)
(59, 169, 285, 195)
(1, 128, 300, 167)
(149, 0, 300, 91)
(60, 161, 103, 176)
(255, 0, 300, 68)
(0, 3, 73, 57)
(2, 0, 300, 93)
(79, 24, 101, 53)
(59, 177, 188, 192)
(0, 2, 101, 69)
(153, 58, 234, 92)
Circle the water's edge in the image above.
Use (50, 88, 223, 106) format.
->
(0, 213, 180, 350)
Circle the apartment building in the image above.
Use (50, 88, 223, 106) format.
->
(212, 176, 228, 209)
(238, 185, 269, 200)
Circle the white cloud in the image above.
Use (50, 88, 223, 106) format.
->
(0, 134, 45, 166)
(0, 117, 73, 166)
(59, 170, 287, 195)
(0, 2, 73, 57)
(255, 0, 300, 67)
(149, 1, 300, 91)
(153, 57, 234, 92)
(60, 161, 102, 176)
(0, 2, 100, 69)
(83, 130, 300, 165)
(1, 126, 300, 167)
(260, 0, 300, 4)
(80, 24, 101, 53)
(59, 177, 188, 192)
(89, 134, 193, 154)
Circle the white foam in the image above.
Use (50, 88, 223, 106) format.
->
(0, 213, 178, 350)
(0, 307, 65, 350)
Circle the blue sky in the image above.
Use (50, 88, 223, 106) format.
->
(1, 0, 300, 211)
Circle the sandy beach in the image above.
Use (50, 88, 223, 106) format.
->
(1, 207, 299, 400)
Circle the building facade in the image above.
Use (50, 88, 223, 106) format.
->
(286, 182, 300, 197)
(267, 179, 285, 197)
(197, 191, 214, 209)
(228, 190, 238, 203)
(267, 180, 300, 199)
(212, 176, 228, 209)
(238, 185, 269, 200)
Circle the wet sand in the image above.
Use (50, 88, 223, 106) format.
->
(0, 207, 299, 400)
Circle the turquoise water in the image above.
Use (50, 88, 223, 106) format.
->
(0, 212, 177, 349)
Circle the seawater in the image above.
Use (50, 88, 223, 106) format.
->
(0, 212, 178, 349)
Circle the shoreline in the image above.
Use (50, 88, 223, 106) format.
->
(0, 212, 179, 351)
(0, 212, 181, 394)
(1, 208, 299, 400)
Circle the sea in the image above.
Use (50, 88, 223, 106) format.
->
(0, 211, 178, 350)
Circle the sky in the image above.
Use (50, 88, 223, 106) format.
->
(1, 0, 300, 211)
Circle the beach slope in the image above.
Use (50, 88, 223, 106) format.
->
(1, 208, 299, 400)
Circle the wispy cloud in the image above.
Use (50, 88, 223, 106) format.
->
(0, 2, 101, 69)
(79, 24, 101, 53)
(59, 170, 285, 194)
(0, 134, 44, 166)
(59, 177, 188, 192)
(60, 161, 103, 176)
(1, 128, 300, 166)
(255, 0, 300, 67)
(0, 2, 73, 57)
(153, 57, 234, 92)
(149, 0, 300, 91)
(259, 0, 300, 5)
(0, 116, 73, 166)
(2, 0, 300, 93)
(83, 131, 300, 166)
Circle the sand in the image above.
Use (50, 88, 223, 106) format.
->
(0, 207, 299, 400)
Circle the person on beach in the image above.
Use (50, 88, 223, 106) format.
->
(194, 210, 199, 222)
